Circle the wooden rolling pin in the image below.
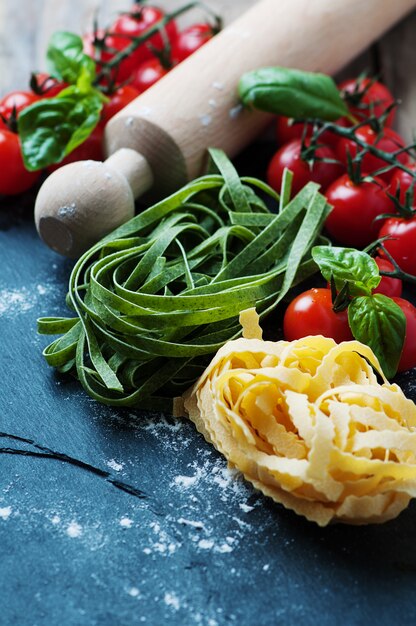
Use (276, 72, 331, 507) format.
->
(35, 0, 416, 258)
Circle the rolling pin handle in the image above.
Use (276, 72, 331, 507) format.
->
(34, 149, 154, 259)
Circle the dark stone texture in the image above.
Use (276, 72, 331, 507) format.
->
(2, 172, 416, 626)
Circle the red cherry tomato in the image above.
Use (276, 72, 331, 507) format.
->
(0, 130, 40, 195)
(373, 257, 402, 298)
(100, 85, 139, 126)
(172, 23, 214, 62)
(391, 297, 416, 372)
(108, 6, 177, 81)
(267, 139, 343, 196)
(275, 116, 348, 150)
(379, 216, 416, 276)
(324, 174, 394, 247)
(131, 58, 170, 94)
(283, 288, 353, 343)
(388, 165, 416, 207)
(0, 91, 40, 122)
(337, 125, 408, 183)
(31, 73, 67, 98)
(47, 127, 104, 173)
(339, 78, 395, 127)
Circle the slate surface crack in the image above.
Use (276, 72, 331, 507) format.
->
(0, 431, 148, 500)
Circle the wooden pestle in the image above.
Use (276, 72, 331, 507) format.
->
(34, 0, 416, 258)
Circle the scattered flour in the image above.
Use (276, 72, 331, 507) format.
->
(0, 506, 12, 520)
(128, 587, 140, 598)
(120, 517, 133, 528)
(66, 521, 82, 538)
(0, 289, 32, 316)
(107, 459, 124, 472)
(164, 592, 180, 611)
(239, 503, 255, 513)
(50, 515, 61, 525)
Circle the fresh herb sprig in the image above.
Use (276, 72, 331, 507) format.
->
(312, 245, 406, 378)
(38, 150, 330, 410)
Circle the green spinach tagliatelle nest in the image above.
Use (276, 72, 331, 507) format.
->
(38, 149, 330, 411)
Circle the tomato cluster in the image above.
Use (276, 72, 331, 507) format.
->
(0, 4, 217, 196)
(273, 76, 416, 372)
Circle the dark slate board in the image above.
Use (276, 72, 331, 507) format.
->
(2, 167, 416, 626)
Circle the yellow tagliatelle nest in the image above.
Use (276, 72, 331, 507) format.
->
(183, 316, 416, 526)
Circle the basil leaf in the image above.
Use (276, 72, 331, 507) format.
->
(47, 31, 95, 84)
(18, 87, 103, 170)
(239, 67, 349, 121)
(312, 246, 380, 296)
(348, 294, 406, 379)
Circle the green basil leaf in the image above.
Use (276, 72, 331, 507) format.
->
(312, 246, 380, 296)
(239, 67, 349, 121)
(18, 87, 103, 170)
(47, 31, 95, 84)
(348, 294, 406, 379)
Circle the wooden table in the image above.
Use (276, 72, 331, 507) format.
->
(2, 3, 416, 626)
(1, 0, 415, 139)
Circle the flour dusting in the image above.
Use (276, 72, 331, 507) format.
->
(0, 506, 12, 520)
(67, 521, 83, 538)
(107, 459, 124, 472)
(164, 592, 180, 611)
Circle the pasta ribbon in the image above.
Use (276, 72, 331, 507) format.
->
(183, 331, 416, 526)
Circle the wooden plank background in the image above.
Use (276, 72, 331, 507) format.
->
(0, 0, 415, 140)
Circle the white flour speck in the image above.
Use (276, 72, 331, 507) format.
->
(263, 564, 270, 571)
(212, 81, 224, 91)
(208, 99, 217, 108)
(164, 592, 180, 610)
(120, 517, 133, 528)
(216, 543, 233, 554)
(177, 518, 204, 530)
(0, 506, 12, 520)
(174, 475, 198, 488)
(67, 521, 82, 538)
(143, 548, 151, 555)
(229, 104, 243, 119)
(36, 285, 47, 295)
(51, 515, 61, 525)
(107, 459, 124, 472)
(58, 202, 76, 217)
(198, 539, 214, 550)
(239, 503, 254, 513)
(199, 114, 212, 127)
(128, 587, 140, 597)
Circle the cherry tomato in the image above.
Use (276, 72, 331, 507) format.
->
(267, 139, 343, 196)
(100, 85, 139, 126)
(275, 116, 348, 150)
(324, 174, 394, 247)
(172, 23, 215, 62)
(283, 288, 353, 343)
(31, 73, 67, 98)
(47, 127, 104, 173)
(131, 58, 170, 94)
(0, 130, 40, 195)
(0, 91, 40, 123)
(379, 216, 416, 275)
(339, 78, 395, 127)
(373, 257, 402, 298)
(391, 298, 416, 372)
(337, 125, 408, 183)
(388, 165, 416, 207)
(108, 6, 177, 81)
